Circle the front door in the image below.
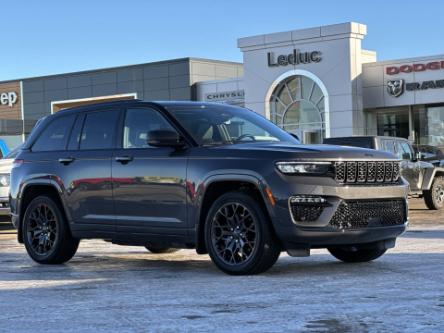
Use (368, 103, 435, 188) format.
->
(396, 141, 420, 190)
(112, 107, 188, 235)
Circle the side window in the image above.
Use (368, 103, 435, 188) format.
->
(381, 140, 396, 155)
(80, 110, 119, 150)
(396, 142, 413, 160)
(32, 115, 76, 152)
(123, 108, 175, 149)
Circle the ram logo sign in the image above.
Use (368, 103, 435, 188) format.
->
(387, 80, 404, 97)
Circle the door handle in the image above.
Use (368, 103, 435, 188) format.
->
(58, 157, 75, 165)
(115, 156, 133, 164)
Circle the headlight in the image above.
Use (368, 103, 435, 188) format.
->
(0, 174, 10, 187)
(276, 162, 332, 175)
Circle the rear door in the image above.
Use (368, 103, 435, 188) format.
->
(61, 108, 120, 234)
(111, 106, 188, 235)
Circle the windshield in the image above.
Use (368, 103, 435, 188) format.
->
(165, 104, 300, 146)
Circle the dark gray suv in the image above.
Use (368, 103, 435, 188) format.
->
(10, 101, 409, 275)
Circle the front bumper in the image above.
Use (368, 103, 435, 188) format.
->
(279, 223, 407, 250)
(270, 180, 409, 250)
(0, 196, 10, 216)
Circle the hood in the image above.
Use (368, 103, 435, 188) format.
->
(211, 142, 397, 161)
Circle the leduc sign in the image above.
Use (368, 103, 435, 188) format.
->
(267, 49, 322, 67)
(0, 92, 18, 107)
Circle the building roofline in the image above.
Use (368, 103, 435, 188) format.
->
(364, 53, 444, 67)
(0, 57, 242, 84)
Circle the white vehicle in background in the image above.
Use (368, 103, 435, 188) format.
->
(0, 147, 21, 215)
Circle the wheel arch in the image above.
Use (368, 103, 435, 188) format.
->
(17, 180, 68, 243)
(194, 174, 276, 254)
(421, 167, 444, 190)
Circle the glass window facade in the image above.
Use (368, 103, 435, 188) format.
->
(269, 75, 325, 144)
(367, 104, 444, 160)
(413, 105, 444, 150)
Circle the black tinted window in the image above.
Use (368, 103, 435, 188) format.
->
(123, 108, 175, 149)
(32, 115, 75, 152)
(323, 138, 373, 149)
(381, 140, 396, 154)
(80, 110, 119, 150)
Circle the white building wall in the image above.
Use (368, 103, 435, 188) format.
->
(238, 22, 369, 138)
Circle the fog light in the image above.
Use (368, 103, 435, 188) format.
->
(289, 196, 330, 223)
(290, 196, 327, 204)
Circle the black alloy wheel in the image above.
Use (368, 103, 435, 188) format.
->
(26, 203, 58, 255)
(23, 195, 79, 264)
(205, 192, 280, 275)
(210, 202, 258, 265)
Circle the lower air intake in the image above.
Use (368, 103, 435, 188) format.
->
(329, 199, 406, 230)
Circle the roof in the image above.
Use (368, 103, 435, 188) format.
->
(0, 57, 243, 84)
(55, 99, 240, 116)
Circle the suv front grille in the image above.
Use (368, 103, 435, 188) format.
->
(335, 161, 400, 184)
(329, 199, 406, 230)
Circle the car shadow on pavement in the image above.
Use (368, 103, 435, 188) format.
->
(1, 251, 443, 283)
(402, 230, 444, 239)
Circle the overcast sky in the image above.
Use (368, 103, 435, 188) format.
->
(1, 0, 443, 80)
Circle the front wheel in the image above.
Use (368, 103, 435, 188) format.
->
(22, 195, 79, 264)
(424, 176, 444, 210)
(205, 192, 281, 275)
(328, 245, 387, 263)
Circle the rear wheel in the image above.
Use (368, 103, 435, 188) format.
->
(22, 195, 79, 264)
(205, 192, 280, 275)
(424, 176, 444, 210)
(328, 245, 387, 263)
(145, 246, 179, 254)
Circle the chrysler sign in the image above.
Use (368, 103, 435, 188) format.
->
(267, 49, 322, 67)
(205, 90, 245, 102)
(0, 91, 18, 107)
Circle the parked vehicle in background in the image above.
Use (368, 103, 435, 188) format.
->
(416, 144, 444, 167)
(0, 139, 9, 158)
(323, 136, 444, 210)
(10, 101, 408, 275)
(0, 146, 21, 215)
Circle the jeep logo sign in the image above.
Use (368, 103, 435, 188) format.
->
(0, 92, 18, 107)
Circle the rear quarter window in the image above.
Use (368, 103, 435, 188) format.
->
(32, 115, 76, 152)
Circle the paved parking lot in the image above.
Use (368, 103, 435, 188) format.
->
(0, 198, 443, 332)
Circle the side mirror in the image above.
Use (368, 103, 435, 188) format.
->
(148, 130, 185, 148)
(401, 153, 412, 161)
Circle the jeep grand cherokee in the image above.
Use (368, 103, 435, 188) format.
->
(9, 101, 409, 275)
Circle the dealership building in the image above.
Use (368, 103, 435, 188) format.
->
(1, 22, 444, 150)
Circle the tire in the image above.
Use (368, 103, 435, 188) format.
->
(205, 191, 281, 275)
(22, 195, 79, 264)
(424, 176, 444, 210)
(145, 246, 179, 254)
(328, 245, 387, 263)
